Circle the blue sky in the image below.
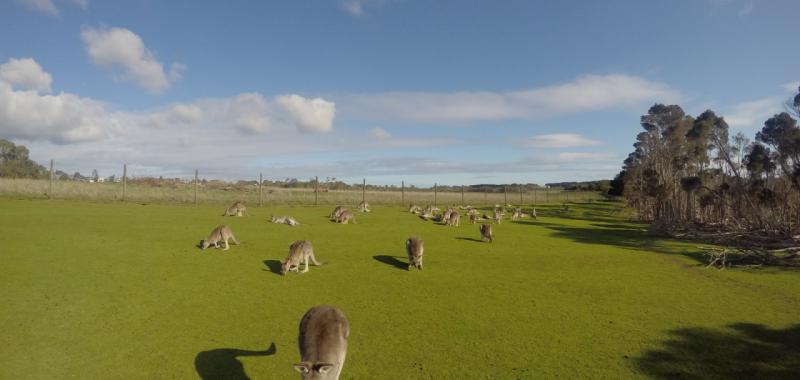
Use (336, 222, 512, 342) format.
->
(0, 0, 797, 186)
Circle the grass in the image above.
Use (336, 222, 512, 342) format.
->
(0, 199, 798, 379)
(0, 178, 605, 206)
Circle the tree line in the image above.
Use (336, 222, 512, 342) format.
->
(612, 86, 800, 242)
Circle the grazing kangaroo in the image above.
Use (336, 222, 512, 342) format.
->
(271, 215, 299, 226)
(223, 201, 248, 216)
(408, 204, 421, 214)
(357, 201, 370, 213)
(446, 211, 460, 226)
(335, 210, 356, 224)
(281, 240, 321, 274)
(294, 305, 350, 380)
(199, 225, 240, 250)
(329, 206, 346, 220)
(480, 224, 494, 242)
(406, 237, 424, 270)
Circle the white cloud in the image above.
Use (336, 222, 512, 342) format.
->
(16, 0, 87, 15)
(0, 58, 53, 93)
(340, 74, 681, 124)
(368, 127, 392, 140)
(781, 81, 799, 93)
(341, 0, 389, 16)
(724, 97, 784, 129)
(81, 27, 182, 93)
(276, 94, 336, 133)
(522, 133, 602, 148)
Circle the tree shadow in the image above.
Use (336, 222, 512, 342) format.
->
(635, 323, 800, 379)
(373, 255, 408, 270)
(455, 237, 484, 243)
(262, 260, 283, 275)
(195, 342, 277, 380)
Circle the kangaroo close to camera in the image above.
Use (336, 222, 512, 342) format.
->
(294, 305, 350, 380)
(223, 201, 248, 216)
(480, 224, 494, 242)
(406, 237, 424, 270)
(281, 240, 321, 274)
(199, 225, 240, 250)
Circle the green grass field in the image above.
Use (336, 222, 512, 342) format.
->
(1, 198, 798, 379)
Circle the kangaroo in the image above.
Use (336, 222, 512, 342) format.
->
(480, 224, 494, 243)
(493, 211, 503, 224)
(406, 237, 424, 270)
(199, 225, 240, 250)
(335, 210, 356, 224)
(469, 213, 479, 224)
(281, 240, 321, 274)
(294, 305, 350, 380)
(442, 208, 453, 223)
(271, 215, 299, 227)
(223, 201, 248, 217)
(531, 208, 537, 219)
(329, 206, 346, 220)
(446, 211, 460, 226)
(511, 208, 523, 221)
(357, 201, 370, 213)
(408, 204, 421, 214)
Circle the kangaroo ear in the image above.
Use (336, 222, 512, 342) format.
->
(316, 363, 335, 374)
(293, 363, 310, 374)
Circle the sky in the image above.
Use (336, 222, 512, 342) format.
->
(0, 0, 798, 186)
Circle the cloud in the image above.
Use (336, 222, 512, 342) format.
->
(724, 97, 785, 129)
(276, 94, 336, 133)
(368, 127, 392, 141)
(81, 26, 183, 93)
(16, 0, 87, 15)
(340, 74, 681, 124)
(781, 81, 800, 93)
(522, 133, 602, 148)
(341, 0, 389, 16)
(0, 58, 53, 93)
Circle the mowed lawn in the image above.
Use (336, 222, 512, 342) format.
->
(1, 199, 798, 379)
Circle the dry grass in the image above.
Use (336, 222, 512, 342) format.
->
(0, 178, 605, 206)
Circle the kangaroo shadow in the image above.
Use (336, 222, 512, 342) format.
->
(262, 260, 283, 275)
(455, 237, 484, 243)
(195, 342, 277, 380)
(373, 255, 409, 270)
(635, 323, 800, 379)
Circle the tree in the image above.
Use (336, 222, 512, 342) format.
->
(0, 139, 47, 179)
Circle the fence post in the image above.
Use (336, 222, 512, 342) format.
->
(314, 176, 319, 206)
(401, 180, 405, 206)
(434, 183, 437, 206)
(566, 189, 569, 203)
(48, 159, 54, 198)
(362, 178, 366, 203)
(484, 190, 487, 204)
(533, 188, 537, 204)
(546, 188, 549, 203)
(519, 185, 523, 204)
(461, 185, 464, 205)
(194, 169, 198, 205)
(504, 186, 507, 205)
(259, 173, 263, 207)
(122, 163, 127, 201)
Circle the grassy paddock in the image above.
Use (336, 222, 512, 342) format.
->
(0, 199, 798, 379)
(0, 178, 605, 206)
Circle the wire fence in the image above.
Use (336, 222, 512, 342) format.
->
(0, 161, 610, 206)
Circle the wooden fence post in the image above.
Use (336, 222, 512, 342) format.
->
(401, 180, 405, 206)
(434, 183, 437, 206)
(461, 185, 464, 205)
(259, 173, 263, 207)
(362, 178, 366, 203)
(519, 185, 523, 204)
(194, 169, 198, 205)
(533, 188, 537, 204)
(122, 163, 127, 201)
(504, 186, 507, 205)
(314, 176, 319, 206)
(49, 159, 54, 198)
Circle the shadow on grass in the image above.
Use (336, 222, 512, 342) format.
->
(195, 342, 277, 380)
(543, 224, 706, 264)
(455, 237, 484, 243)
(262, 260, 283, 275)
(373, 255, 408, 270)
(635, 323, 800, 379)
